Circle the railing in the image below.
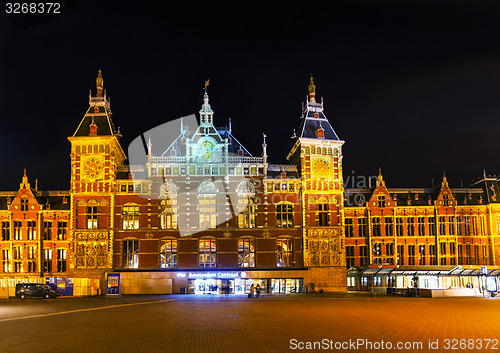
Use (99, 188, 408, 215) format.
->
(151, 156, 187, 163)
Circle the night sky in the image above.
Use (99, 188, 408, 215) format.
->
(2, 0, 500, 191)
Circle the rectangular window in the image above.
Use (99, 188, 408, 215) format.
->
(419, 245, 426, 265)
(345, 218, 354, 237)
(199, 195, 217, 229)
(27, 221, 36, 240)
(13, 247, 22, 272)
(122, 205, 140, 230)
(448, 216, 455, 235)
(358, 218, 368, 237)
(407, 217, 415, 236)
(238, 238, 256, 267)
(317, 202, 329, 226)
(482, 244, 488, 265)
(57, 249, 67, 272)
(372, 217, 381, 236)
(276, 203, 294, 228)
(429, 244, 437, 265)
(386, 242, 394, 256)
(373, 243, 381, 256)
(359, 245, 368, 266)
(57, 221, 67, 240)
(464, 217, 471, 236)
(86, 206, 98, 229)
(199, 239, 217, 268)
(43, 249, 52, 272)
(1, 221, 10, 241)
(13, 221, 22, 240)
(474, 245, 480, 265)
(408, 245, 416, 265)
(471, 217, 478, 235)
(384, 217, 393, 236)
(160, 239, 177, 268)
(450, 242, 456, 255)
(43, 221, 52, 240)
(395, 217, 403, 236)
(440, 242, 447, 255)
(21, 198, 28, 212)
(428, 217, 436, 236)
(418, 217, 425, 236)
(2, 249, 10, 272)
(465, 244, 472, 265)
(439, 216, 446, 236)
(122, 240, 139, 269)
(458, 244, 463, 265)
(397, 245, 404, 266)
(456, 216, 463, 236)
(159, 197, 178, 230)
(277, 238, 293, 267)
(346, 246, 355, 268)
(377, 195, 386, 208)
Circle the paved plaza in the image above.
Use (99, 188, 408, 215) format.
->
(1, 294, 500, 352)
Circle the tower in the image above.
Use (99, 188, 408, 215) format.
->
(287, 76, 346, 291)
(67, 70, 126, 277)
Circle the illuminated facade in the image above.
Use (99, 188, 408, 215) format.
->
(1, 71, 500, 296)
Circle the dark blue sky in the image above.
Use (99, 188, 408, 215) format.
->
(2, 0, 500, 190)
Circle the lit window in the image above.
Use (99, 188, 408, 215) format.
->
(57, 221, 68, 240)
(277, 237, 293, 267)
(86, 205, 98, 229)
(316, 197, 329, 226)
(238, 238, 255, 267)
(159, 181, 178, 230)
(1, 221, 10, 241)
(122, 240, 139, 269)
(57, 249, 67, 272)
(2, 250, 11, 272)
(43, 249, 52, 272)
(27, 221, 36, 240)
(198, 181, 217, 229)
(160, 239, 177, 268)
(123, 205, 140, 230)
(199, 238, 216, 268)
(276, 203, 294, 228)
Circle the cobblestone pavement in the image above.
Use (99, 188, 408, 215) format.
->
(1, 294, 500, 352)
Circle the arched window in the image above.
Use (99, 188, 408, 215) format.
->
(277, 237, 293, 267)
(123, 203, 140, 230)
(159, 181, 178, 229)
(322, 147, 327, 155)
(316, 197, 329, 226)
(238, 237, 256, 267)
(305, 146, 310, 155)
(86, 199, 99, 229)
(160, 238, 177, 268)
(237, 180, 256, 229)
(199, 238, 216, 268)
(198, 181, 217, 229)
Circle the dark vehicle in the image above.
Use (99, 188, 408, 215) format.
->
(15, 283, 60, 299)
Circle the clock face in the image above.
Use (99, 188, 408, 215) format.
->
(83, 157, 103, 179)
(312, 158, 331, 178)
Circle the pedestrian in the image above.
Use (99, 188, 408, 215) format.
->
(249, 284, 255, 298)
(310, 281, 315, 293)
(255, 284, 261, 298)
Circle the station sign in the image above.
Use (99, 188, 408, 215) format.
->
(176, 272, 247, 279)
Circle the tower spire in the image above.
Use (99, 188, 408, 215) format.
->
(96, 69, 104, 97)
(308, 75, 316, 103)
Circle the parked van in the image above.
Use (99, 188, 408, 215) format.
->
(15, 283, 60, 299)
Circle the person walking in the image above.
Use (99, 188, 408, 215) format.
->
(249, 284, 255, 298)
(255, 284, 261, 298)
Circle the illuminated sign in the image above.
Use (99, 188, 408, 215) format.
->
(176, 272, 247, 279)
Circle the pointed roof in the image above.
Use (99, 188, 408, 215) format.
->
(295, 77, 341, 141)
(72, 70, 117, 137)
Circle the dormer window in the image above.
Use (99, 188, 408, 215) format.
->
(314, 113, 319, 118)
(238, 150, 243, 156)
(316, 126, 324, 138)
(171, 150, 176, 156)
(443, 194, 449, 206)
(94, 106, 99, 114)
(89, 120, 98, 136)
(281, 172, 286, 179)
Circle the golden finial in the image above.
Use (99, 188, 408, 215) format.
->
(308, 75, 316, 103)
(96, 69, 104, 97)
(204, 79, 210, 94)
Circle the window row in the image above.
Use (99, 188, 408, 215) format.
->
(1, 221, 67, 241)
(122, 237, 294, 269)
(345, 216, 485, 237)
(1, 248, 67, 273)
